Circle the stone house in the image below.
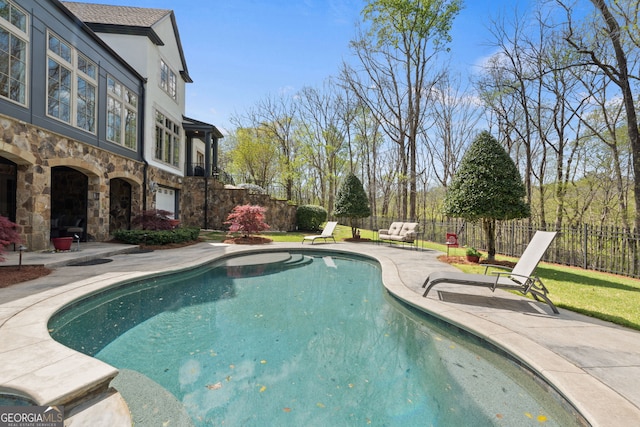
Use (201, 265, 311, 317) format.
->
(0, 0, 296, 251)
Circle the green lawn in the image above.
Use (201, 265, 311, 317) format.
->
(200, 225, 640, 331)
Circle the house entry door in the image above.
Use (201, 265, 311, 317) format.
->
(0, 158, 16, 222)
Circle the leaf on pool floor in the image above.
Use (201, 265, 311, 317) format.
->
(316, 402, 325, 408)
(260, 360, 267, 364)
(537, 415, 548, 422)
(259, 385, 267, 393)
(283, 407, 291, 412)
(206, 382, 222, 390)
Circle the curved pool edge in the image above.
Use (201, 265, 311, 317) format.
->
(0, 242, 638, 426)
(370, 250, 640, 427)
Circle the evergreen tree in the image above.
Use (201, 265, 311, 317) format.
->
(444, 131, 530, 260)
(334, 173, 372, 238)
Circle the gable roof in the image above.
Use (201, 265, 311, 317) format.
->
(62, 2, 171, 27)
(46, 0, 144, 82)
(61, 1, 192, 83)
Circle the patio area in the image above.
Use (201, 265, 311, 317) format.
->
(1, 241, 639, 426)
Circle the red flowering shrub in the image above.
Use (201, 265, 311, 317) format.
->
(224, 205, 270, 237)
(0, 216, 21, 262)
(132, 209, 175, 230)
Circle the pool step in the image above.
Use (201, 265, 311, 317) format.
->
(282, 253, 313, 267)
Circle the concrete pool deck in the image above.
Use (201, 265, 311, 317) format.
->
(0, 241, 639, 426)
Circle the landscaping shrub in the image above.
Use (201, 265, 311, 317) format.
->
(0, 216, 21, 262)
(113, 227, 200, 245)
(131, 209, 175, 230)
(296, 205, 327, 231)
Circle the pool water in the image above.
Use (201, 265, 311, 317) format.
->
(50, 252, 581, 426)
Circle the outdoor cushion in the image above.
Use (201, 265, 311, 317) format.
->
(379, 222, 419, 243)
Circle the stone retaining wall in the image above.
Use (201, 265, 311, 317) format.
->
(181, 177, 297, 232)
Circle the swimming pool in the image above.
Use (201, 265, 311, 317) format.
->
(49, 251, 582, 426)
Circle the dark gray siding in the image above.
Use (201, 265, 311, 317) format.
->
(1, 0, 144, 161)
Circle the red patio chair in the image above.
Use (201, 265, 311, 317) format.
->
(445, 233, 458, 256)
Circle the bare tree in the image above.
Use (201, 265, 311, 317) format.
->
(558, 0, 640, 230)
(427, 72, 481, 188)
(476, 5, 591, 233)
(351, 104, 384, 228)
(479, 9, 539, 210)
(341, 0, 462, 221)
(297, 82, 350, 215)
(573, 70, 632, 230)
(532, 8, 589, 232)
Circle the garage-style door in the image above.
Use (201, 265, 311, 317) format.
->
(156, 186, 176, 218)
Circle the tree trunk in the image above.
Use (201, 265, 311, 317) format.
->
(482, 218, 496, 261)
(590, 0, 640, 231)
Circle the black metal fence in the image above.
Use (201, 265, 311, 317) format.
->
(371, 217, 640, 279)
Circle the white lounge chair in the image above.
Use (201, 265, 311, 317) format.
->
(422, 231, 559, 313)
(302, 221, 338, 244)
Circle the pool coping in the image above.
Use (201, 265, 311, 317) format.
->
(1, 242, 639, 426)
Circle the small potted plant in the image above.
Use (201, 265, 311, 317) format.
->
(465, 247, 481, 263)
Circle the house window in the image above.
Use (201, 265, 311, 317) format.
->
(155, 110, 180, 167)
(0, 0, 28, 105)
(160, 59, 176, 100)
(76, 54, 96, 132)
(46, 31, 97, 132)
(107, 75, 138, 150)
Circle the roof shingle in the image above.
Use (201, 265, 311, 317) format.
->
(62, 1, 171, 27)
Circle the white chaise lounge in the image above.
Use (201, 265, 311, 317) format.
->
(302, 221, 338, 244)
(422, 230, 559, 314)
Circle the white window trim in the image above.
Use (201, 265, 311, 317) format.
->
(106, 74, 138, 151)
(46, 30, 97, 134)
(154, 108, 181, 168)
(0, 0, 29, 106)
(160, 58, 177, 100)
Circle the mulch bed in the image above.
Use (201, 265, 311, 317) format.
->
(438, 255, 516, 268)
(223, 236, 273, 245)
(0, 265, 52, 289)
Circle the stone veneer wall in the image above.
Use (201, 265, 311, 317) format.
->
(1, 114, 147, 251)
(181, 177, 297, 232)
(1, 114, 295, 250)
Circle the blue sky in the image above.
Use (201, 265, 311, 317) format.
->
(78, 0, 531, 133)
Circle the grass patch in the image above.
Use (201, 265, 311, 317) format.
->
(200, 224, 366, 243)
(199, 227, 640, 331)
(446, 251, 640, 331)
